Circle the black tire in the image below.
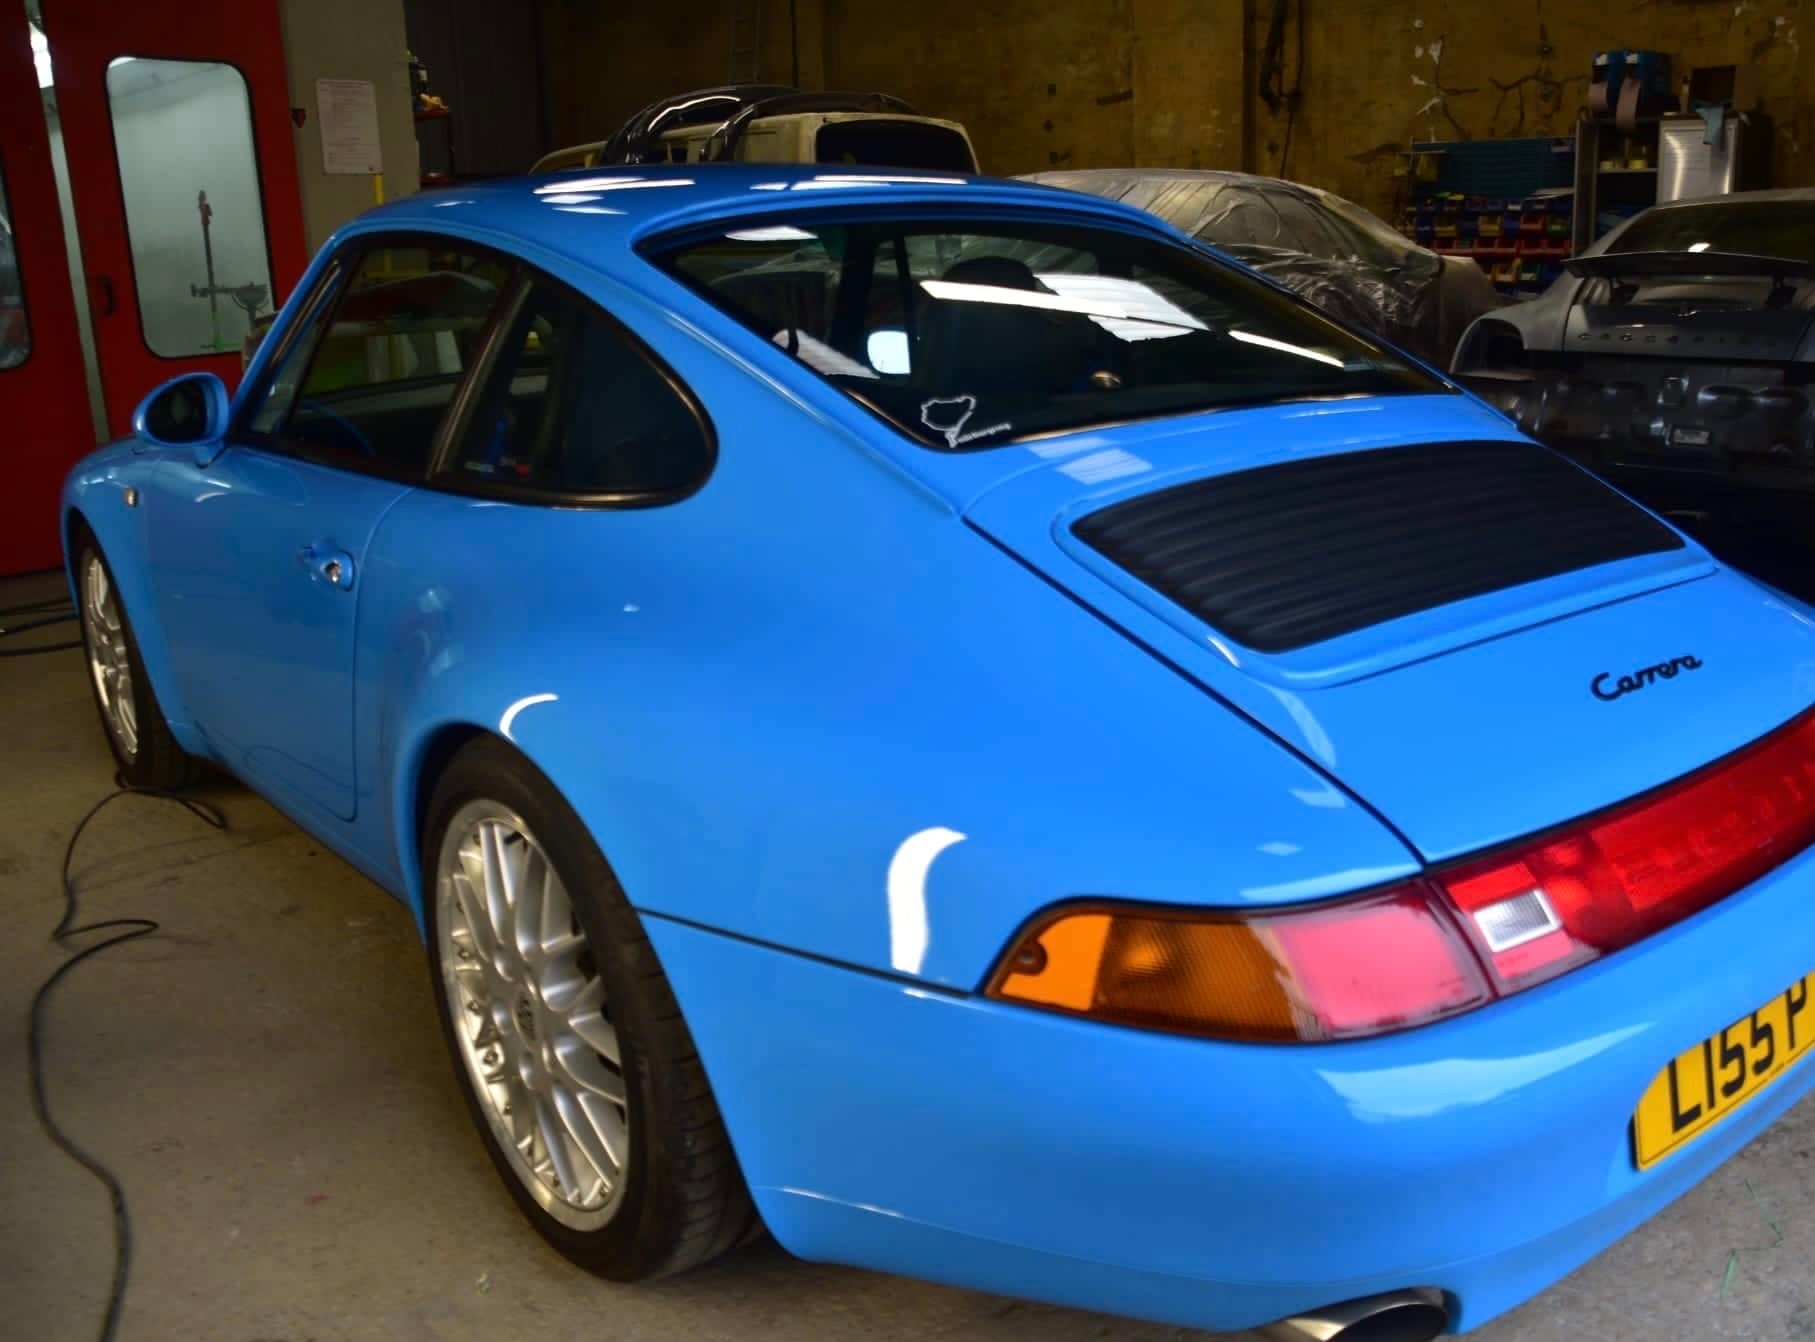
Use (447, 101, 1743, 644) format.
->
(420, 735, 759, 1280)
(74, 537, 195, 790)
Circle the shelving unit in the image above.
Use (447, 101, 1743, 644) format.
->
(1395, 136, 1577, 300)
(1570, 116, 1661, 253)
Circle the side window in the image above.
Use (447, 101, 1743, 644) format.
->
(445, 278, 711, 500)
(244, 264, 346, 436)
(0, 155, 28, 371)
(251, 242, 513, 478)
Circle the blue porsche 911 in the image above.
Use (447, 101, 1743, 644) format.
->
(62, 165, 1815, 1342)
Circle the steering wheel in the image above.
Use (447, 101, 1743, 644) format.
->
(296, 399, 374, 456)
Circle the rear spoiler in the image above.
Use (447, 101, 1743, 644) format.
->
(1566, 250, 1815, 283)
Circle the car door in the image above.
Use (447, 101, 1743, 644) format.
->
(143, 232, 516, 822)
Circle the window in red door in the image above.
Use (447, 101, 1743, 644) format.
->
(0, 159, 30, 370)
(105, 56, 276, 360)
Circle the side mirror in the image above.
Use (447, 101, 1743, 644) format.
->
(133, 371, 230, 463)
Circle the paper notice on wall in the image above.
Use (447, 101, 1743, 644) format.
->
(316, 78, 383, 176)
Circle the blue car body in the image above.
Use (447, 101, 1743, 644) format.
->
(60, 165, 1815, 1335)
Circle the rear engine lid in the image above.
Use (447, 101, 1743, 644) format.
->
(966, 395, 1815, 863)
(1561, 250, 1815, 361)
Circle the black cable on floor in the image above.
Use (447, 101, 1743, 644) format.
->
(0, 598, 80, 657)
(28, 775, 228, 1342)
(0, 596, 76, 617)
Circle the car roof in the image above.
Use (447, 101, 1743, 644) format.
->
(1025, 166, 1297, 191)
(1021, 166, 1348, 207)
(1644, 186, 1815, 209)
(335, 164, 1174, 271)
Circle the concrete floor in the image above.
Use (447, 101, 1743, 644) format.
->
(5, 564, 1815, 1342)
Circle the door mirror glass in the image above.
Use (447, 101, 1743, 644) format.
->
(134, 370, 228, 448)
(867, 327, 911, 375)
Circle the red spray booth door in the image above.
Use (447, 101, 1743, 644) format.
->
(40, 0, 309, 439)
(0, 11, 98, 576)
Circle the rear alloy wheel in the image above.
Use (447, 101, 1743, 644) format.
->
(436, 801, 630, 1229)
(76, 541, 193, 789)
(422, 737, 758, 1278)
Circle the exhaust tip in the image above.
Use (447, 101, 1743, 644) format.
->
(1257, 1288, 1449, 1342)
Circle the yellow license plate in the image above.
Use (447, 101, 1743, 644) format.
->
(1633, 974, 1815, 1169)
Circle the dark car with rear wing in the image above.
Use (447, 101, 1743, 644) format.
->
(1451, 190, 1815, 589)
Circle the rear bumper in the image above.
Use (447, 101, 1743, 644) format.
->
(648, 840, 1815, 1335)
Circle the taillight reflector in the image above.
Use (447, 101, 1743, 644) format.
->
(988, 707, 1815, 1042)
(1442, 706, 1815, 993)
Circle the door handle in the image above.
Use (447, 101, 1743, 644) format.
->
(93, 275, 116, 317)
(300, 543, 356, 590)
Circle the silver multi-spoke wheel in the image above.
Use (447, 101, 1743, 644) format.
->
(82, 552, 138, 758)
(436, 801, 629, 1230)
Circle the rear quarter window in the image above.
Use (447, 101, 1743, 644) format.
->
(438, 275, 714, 505)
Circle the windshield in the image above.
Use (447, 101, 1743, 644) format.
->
(1608, 199, 1815, 264)
(1315, 191, 1428, 273)
(647, 214, 1443, 449)
(815, 120, 977, 172)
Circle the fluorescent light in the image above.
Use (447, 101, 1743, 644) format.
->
(748, 174, 970, 193)
(921, 275, 1210, 345)
(773, 328, 878, 379)
(533, 176, 693, 194)
(31, 25, 51, 88)
(1687, 241, 1712, 252)
(1228, 328, 1345, 367)
(1035, 272, 1207, 342)
(815, 173, 967, 185)
(776, 179, 890, 191)
(920, 278, 1141, 320)
(726, 225, 817, 242)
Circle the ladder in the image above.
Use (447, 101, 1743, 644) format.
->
(727, 0, 762, 83)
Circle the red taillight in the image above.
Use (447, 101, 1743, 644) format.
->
(990, 708, 1815, 1042)
(1440, 707, 1815, 994)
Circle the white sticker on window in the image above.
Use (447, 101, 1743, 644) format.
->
(920, 394, 1011, 448)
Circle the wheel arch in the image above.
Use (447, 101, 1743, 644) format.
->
(61, 505, 92, 598)
(393, 718, 494, 933)
(392, 716, 618, 936)
(60, 495, 205, 754)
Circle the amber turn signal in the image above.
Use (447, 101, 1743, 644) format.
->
(984, 889, 1493, 1043)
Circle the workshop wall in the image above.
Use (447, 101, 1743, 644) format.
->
(279, 0, 419, 253)
(824, 0, 1138, 173)
(403, 0, 547, 176)
(1256, 0, 1811, 221)
(537, 0, 1810, 220)
(538, 3, 808, 152)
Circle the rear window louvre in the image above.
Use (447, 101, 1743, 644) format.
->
(1071, 439, 1686, 653)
